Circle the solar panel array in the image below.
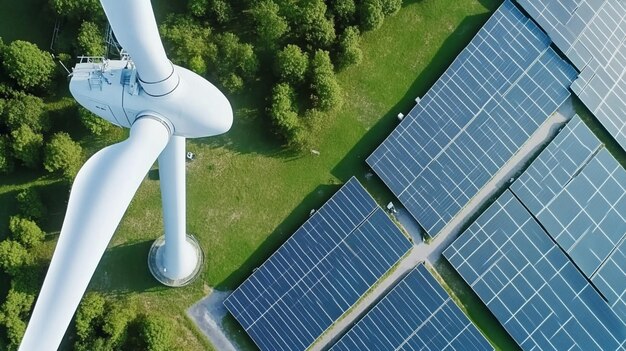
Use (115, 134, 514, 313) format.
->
(223, 178, 413, 351)
(511, 115, 626, 324)
(518, 0, 626, 151)
(510, 115, 601, 215)
(330, 264, 492, 351)
(534, 149, 626, 278)
(444, 190, 626, 350)
(366, 0, 577, 237)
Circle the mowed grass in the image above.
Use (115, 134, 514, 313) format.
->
(0, 0, 510, 350)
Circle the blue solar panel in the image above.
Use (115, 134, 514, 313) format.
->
(511, 115, 626, 322)
(223, 178, 413, 351)
(330, 264, 492, 351)
(594, 239, 626, 324)
(444, 190, 626, 350)
(511, 115, 602, 215)
(367, 0, 577, 237)
(519, 0, 626, 151)
(535, 149, 626, 278)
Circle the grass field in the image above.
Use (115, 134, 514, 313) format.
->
(0, 0, 514, 349)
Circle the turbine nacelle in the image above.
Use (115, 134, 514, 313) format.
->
(69, 57, 233, 138)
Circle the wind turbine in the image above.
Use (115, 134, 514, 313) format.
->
(18, 0, 233, 350)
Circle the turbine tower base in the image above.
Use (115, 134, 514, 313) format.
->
(148, 234, 203, 287)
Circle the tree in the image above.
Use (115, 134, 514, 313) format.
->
(44, 132, 83, 179)
(292, 0, 336, 48)
(0, 289, 34, 349)
(79, 106, 111, 135)
(0, 135, 14, 174)
(76, 21, 105, 56)
(269, 83, 304, 148)
(248, 1, 288, 49)
(74, 292, 106, 341)
(337, 26, 363, 69)
(139, 315, 174, 351)
(208, 0, 232, 24)
(0, 240, 31, 276)
(102, 302, 135, 346)
(2, 40, 56, 90)
(49, 0, 102, 19)
(2, 93, 49, 132)
(160, 15, 215, 75)
(331, 0, 356, 26)
(309, 50, 342, 111)
(211, 33, 258, 93)
(9, 216, 45, 249)
(381, 0, 402, 16)
(275, 45, 308, 84)
(359, 0, 385, 31)
(188, 0, 208, 17)
(16, 188, 46, 221)
(11, 125, 43, 169)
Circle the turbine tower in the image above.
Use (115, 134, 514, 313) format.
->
(18, 0, 233, 350)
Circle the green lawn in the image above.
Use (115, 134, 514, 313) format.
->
(0, 0, 509, 349)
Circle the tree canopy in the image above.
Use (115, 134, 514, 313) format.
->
(76, 21, 105, 56)
(1, 93, 49, 133)
(309, 50, 342, 111)
(1, 41, 56, 90)
(79, 107, 111, 136)
(10, 125, 43, 169)
(249, 1, 289, 49)
(43, 132, 83, 180)
(275, 45, 308, 85)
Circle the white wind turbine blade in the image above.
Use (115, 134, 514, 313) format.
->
(100, 0, 177, 95)
(18, 117, 171, 351)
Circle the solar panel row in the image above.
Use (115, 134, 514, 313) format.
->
(330, 264, 492, 351)
(444, 190, 626, 351)
(535, 149, 626, 278)
(511, 115, 626, 325)
(518, 0, 626, 151)
(510, 115, 601, 215)
(367, 0, 577, 237)
(223, 178, 413, 351)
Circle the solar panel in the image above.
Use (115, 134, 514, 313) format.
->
(511, 115, 602, 215)
(444, 190, 626, 350)
(535, 149, 626, 278)
(594, 239, 626, 324)
(223, 178, 413, 351)
(330, 264, 492, 351)
(518, 0, 626, 151)
(511, 115, 626, 322)
(366, 0, 577, 237)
